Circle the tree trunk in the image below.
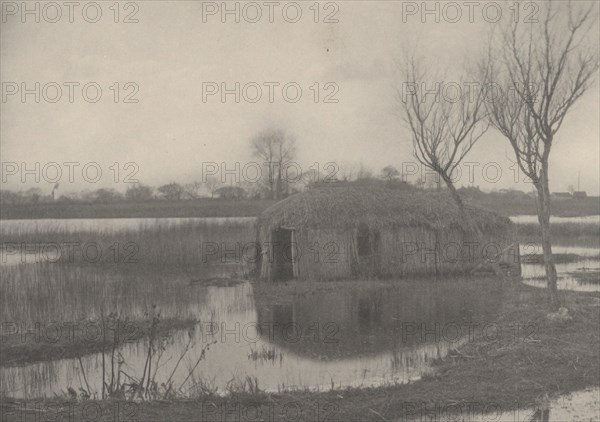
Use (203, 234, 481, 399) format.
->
(266, 162, 275, 199)
(535, 175, 560, 310)
(443, 176, 507, 278)
(445, 180, 465, 215)
(275, 163, 282, 200)
(443, 177, 479, 235)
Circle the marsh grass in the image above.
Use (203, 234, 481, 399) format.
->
(1, 219, 256, 267)
(0, 264, 213, 323)
(0, 218, 257, 369)
(52, 308, 219, 401)
(2, 281, 599, 421)
(0, 261, 217, 368)
(0, 219, 256, 330)
(2, 212, 599, 412)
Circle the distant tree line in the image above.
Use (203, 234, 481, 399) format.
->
(0, 162, 431, 205)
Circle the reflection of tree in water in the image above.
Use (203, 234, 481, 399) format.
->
(254, 280, 503, 361)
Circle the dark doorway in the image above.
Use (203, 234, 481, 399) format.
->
(357, 225, 380, 257)
(272, 228, 295, 281)
(356, 225, 381, 276)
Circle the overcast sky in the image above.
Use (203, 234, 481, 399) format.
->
(1, 1, 598, 195)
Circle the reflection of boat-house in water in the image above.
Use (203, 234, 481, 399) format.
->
(254, 280, 502, 361)
(256, 185, 520, 282)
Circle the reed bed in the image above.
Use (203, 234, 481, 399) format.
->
(0, 218, 257, 368)
(0, 264, 211, 323)
(1, 219, 256, 267)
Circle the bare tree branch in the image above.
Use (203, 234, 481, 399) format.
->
(485, 0, 599, 308)
(397, 54, 490, 213)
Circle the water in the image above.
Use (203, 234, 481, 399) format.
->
(518, 240, 600, 293)
(0, 268, 501, 399)
(510, 215, 600, 224)
(520, 244, 600, 258)
(521, 257, 600, 292)
(522, 274, 600, 292)
(514, 216, 600, 292)
(1, 215, 598, 408)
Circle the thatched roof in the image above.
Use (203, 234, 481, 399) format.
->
(258, 185, 511, 232)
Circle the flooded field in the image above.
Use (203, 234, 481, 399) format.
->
(0, 215, 598, 419)
(1, 273, 502, 398)
(520, 244, 600, 292)
(516, 214, 600, 293)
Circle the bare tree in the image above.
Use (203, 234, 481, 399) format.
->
(337, 162, 357, 182)
(125, 184, 154, 202)
(486, 0, 598, 308)
(355, 164, 373, 181)
(398, 55, 490, 216)
(298, 168, 320, 190)
(183, 182, 202, 200)
(157, 183, 184, 201)
(250, 128, 296, 199)
(204, 176, 221, 199)
(337, 162, 373, 182)
(380, 165, 400, 185)
(93, 188, 123, 203)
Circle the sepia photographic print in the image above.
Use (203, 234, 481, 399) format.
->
(1, 1, 599, 421)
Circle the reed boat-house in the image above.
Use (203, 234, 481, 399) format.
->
(256, 185, 520, 281)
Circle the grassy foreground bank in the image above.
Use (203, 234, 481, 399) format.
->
(1, 282, 598, 422)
